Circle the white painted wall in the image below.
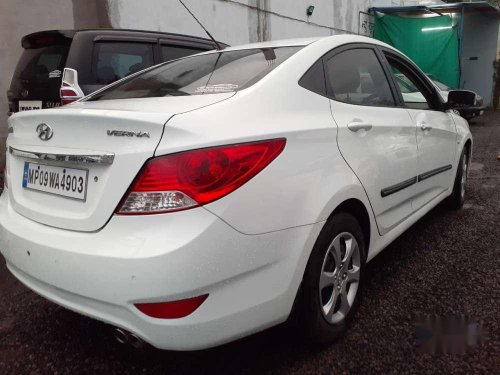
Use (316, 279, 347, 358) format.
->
(461, 13, 499, 106)
(106, 0, 406, 45)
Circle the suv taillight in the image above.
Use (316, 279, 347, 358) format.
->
(117, 139, 286, 215)
(60, 68, 84, 105)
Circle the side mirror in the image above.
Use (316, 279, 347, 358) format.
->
(447, 90, 476, 108)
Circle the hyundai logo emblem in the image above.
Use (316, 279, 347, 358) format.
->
(21, 89, 29, 98)
(36, 123, 53, 141)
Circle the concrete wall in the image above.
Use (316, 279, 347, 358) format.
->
(497, 15, 500, 61)
(461, 12, 499, 106)
(107, 0, 400, 45)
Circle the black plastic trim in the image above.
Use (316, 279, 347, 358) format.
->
(93, 35, 157, 43)
(381, 176, 418, 197)
(381, 164, 454, 197)
(417, 164, 452, 182)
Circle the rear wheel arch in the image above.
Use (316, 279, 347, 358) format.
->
(329, 198, 371, 257)
(464, 139, 472, 160)
(287, 198, 371, 323)
(288, 206, 369, 340)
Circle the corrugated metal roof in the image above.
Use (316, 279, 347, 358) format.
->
(370, 1, 500, 17)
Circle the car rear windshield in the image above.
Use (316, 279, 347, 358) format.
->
(14, 43, 69, 82)
(87, 46, 301, 101)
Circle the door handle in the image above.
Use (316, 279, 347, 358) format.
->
(419, 122, 432, 131)
(347, 122, 372, 132)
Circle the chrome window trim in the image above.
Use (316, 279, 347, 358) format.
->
(9, 146, 115, 165)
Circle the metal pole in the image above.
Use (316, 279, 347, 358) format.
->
(459, 5, 465, 89)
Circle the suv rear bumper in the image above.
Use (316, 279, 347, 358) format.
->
(461, 105, 486, 119)
(0, 192, 320, 350)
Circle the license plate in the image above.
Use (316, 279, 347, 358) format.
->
(22, 162, 88, 201)
(18, 100, 42, 111)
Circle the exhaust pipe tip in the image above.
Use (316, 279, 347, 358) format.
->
(113, 328, 129, 345)
(129, 333, 145, 349)
(112, 327, 146, 348)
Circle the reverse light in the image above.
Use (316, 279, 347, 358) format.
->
(135, 294, 208, 319)
(60, 68, 84, 105)
(117, 138, 286, 215)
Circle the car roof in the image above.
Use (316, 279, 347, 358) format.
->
(220, 34, 395, 52)
(221, 37, 322, 51)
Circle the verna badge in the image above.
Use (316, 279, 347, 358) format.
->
(107, 130, 150, 138)
(36, 123, 54, 141)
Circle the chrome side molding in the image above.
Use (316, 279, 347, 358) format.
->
(9, 146, 115, 165)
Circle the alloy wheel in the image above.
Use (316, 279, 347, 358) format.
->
(461, 153, 468, 199)
(319, 232, 361, 324)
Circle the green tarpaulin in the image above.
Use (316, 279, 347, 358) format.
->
(374, 13, 460, 89)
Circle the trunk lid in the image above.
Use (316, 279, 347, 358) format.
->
(6, 94, 234, 231)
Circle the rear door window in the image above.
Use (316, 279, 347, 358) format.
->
(14, 44, 68, 81)
(87, 46, 301, 101)
(324, 48, 395, 107)
(92, 42, 155, 85)
(160, 45, 205, 62)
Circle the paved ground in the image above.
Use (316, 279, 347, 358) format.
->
(0, 112, 499, 374)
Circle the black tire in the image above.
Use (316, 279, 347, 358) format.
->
(446, 147, 468, 210)
(298, 212, 366, 344)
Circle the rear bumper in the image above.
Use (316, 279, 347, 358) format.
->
(0, 192, 321, 350)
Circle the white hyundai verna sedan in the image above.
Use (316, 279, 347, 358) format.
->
(0, 35, 472, 351)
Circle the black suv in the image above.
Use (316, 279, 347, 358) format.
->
(7, 29, 227, 113)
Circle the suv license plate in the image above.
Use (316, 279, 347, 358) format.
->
(18, 100, 42, 111)
(22, 162, 88, 201)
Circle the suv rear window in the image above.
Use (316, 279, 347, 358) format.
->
(93, 42, 155, 85)
(160, 44, 205, 62)
(87, 46, 301, 101)
(14, 44, 69, 81)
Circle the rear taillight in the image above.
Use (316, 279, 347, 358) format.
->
(135, 294, 208, 319)
(117, 139, 286, 215)
(60, 68, 84, 105)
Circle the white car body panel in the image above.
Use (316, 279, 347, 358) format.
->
(0, 195, 324, 350)
(409, 109, 457, 210)
(331, 101, 418, 235)
(0, 35, 472, 350)
(6, 94, 234, 231)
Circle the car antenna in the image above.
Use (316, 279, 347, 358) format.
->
(178, 0, 223, 51)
